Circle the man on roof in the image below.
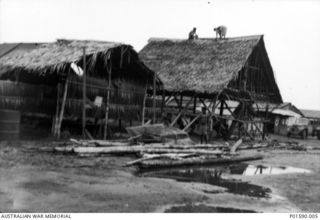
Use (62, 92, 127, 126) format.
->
(188, 27, 198, 40)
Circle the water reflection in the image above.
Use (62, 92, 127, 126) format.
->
(139, 166, 272, 198)
(138, 164, 311, 198)
(234, 165, 312, 176)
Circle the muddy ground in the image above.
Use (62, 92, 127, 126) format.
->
(0, 134, 319, 213)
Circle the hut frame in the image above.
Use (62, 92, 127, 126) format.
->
(140, 35, 283, 140)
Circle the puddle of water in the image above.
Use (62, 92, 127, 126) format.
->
(138, 163, 311, 198)
(164, 204, 257, 213)
(139, 166, 272, 198)
(231, 164, 312, 176)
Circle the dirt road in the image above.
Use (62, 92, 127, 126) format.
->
(0, 136, 319, 212)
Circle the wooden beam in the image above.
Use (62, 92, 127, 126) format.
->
(82, 47, 86, 139)
(152, 72, 156, 124)
(165, 95, 173, 105)
(56, 78, 68, 139)
(85, 129, 94, 140)
(199, 98, 212, 113)
(141, 81, 148, 125)
(52, 83, 60, 136)
(224, 101, 236, 118)
(170, 96, 193, 127)
(104, 52, 112, 140)
(183, 115, 200, 131)
(161, 86, 165, 115)
(193, 95, 197, 114)
(219, 100, 224, 116)
(179, 94, 183, 111)
(173, 94, 180, 106)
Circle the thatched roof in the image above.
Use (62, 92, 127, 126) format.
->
(0, 40, 121, 71)
(0, 43, 40, 58)
(139, 35, 268, 95)
(0, 39, 160, 85)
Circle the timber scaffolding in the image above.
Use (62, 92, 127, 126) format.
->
(139, 35, 283, 140)
(0, 39, 162, 139)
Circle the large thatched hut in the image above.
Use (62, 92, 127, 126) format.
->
(0, 39, 162, 138)
(139, 35, 283, 139)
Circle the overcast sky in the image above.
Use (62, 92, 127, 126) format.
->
(1, 0, 320, 110)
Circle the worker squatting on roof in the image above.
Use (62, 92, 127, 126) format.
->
(214, 26, 227, 39)
(188, 27, 198, 40)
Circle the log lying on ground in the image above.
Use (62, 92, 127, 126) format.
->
(137, 154, 264, 169)
(124, 153, 196, 167)
(128, 143, 229, 150)
(54, 146, 74, 153)
(72, 145, 223, 155)
(70, 139, 130, 147)
(169, 144, 230, 150)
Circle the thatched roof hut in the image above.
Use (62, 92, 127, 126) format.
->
(0, 39, 161, 85)
(0, 39, 162, 123)
(139, 35, 282, 103)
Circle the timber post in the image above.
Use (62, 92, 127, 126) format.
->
(82, 47, 86, 139)
(161, 85, 165, 116)
(104, 51, 112, 140)
(141, 81, 148, 125)
(56, 77, 69, 139)
(52, 83, 60, 136)
(152, 72, 156, 124)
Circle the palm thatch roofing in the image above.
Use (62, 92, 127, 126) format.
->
(0, 39, 161, 85)
(139, 35, 281, 102)
(0, 43, 40, 58)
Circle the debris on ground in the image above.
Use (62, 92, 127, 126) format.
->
(126, 123, 191, 144)
(53, 124, 315, 170)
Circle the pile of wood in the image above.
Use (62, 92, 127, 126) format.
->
(54, 138, 265, 169)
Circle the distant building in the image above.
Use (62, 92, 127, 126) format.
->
(271, 102, 304, 135)
(300, 109, 320, 121)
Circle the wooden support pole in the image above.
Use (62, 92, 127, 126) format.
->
(82, 47, 86, 139)
(179, 94, 183, 111)
(165, 95, 173, 105)
(211, 93, 220, 115)
(52, 83, 60, 136)
(199, 98, 212, 113)
(173, 94, 180, 106)
(219, 100, 224, 116)
(152, 72, 156, 124)
(183, 115, 200, 131)
(104, 52, 112, 140)
(56, 78, 68, 139)
(224, 101, 236, 118)
(193, 95, 197, 114)
(141, 81, 148, 125)
(161, 86, 165, 115)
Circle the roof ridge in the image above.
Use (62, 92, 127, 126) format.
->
(148, 35, 263, 43)
(55, 38, 125, 45)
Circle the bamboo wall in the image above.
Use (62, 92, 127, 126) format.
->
(0, 80, 162, 122)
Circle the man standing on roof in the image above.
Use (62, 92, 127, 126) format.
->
(188, 27, 198, 40)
